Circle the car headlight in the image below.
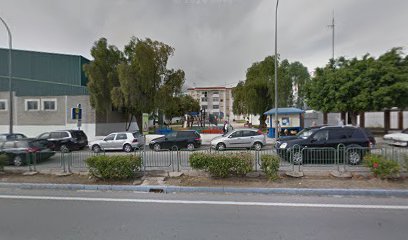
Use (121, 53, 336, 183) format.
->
(279, 143, 287, 149)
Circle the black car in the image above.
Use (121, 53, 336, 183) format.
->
(149, 130, 202, 151)
(0, 139, 55, 166)
(37, 130, 88, 152)
(0, 133, 27, 141)
(276, 126, 372, 165)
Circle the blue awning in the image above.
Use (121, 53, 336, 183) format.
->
(264, 107, 305, 115)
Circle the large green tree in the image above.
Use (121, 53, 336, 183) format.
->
(85, 37, 185, 129)
(305, 48, 408, 124)
(233, 56, 310, 126)
(83, 38, 123, 114)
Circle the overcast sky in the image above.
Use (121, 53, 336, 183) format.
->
(0, 0, 407, 88)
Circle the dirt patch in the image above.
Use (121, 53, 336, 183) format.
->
(1, 171, 408, 189)
(166, 175, 408, 189)
(0, 172, 134, 185)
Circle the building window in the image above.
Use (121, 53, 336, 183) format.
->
(220, 99, 223, 102)
(25, 99, 40, 111)
(202, 91, 207, 97)
(213, 97, 219, 102)
(213, 105, 219, 109)
(213, 91, 219, 95)
(42, 99, 57, 111)
(202, 105, 208, 110)
(201, 97, 208, 102)
(0, 100, 7, 111)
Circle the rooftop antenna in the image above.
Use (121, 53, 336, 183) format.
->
(327, 10, 335, 60)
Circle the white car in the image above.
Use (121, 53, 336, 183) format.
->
(383, 129, 408, 147)
(89, 132, 144, 153)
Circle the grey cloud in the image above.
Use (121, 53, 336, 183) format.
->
(0, 0, 407, 87)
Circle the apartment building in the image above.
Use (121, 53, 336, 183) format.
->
(187, 87, 235, 120)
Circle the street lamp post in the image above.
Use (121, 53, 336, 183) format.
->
(0, 16, 13, 134)
(274, 0, 279, 140)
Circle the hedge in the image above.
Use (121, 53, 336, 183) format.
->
(189, 152, 252, 178)
(86, 155, 142, 180)
(364, 154, 400, 179)
(260, 155, 280, 180)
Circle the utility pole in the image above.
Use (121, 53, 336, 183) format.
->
(328, 10, 335, 60)
(274, 0, 279, 140)
(0, 16, 13, 134)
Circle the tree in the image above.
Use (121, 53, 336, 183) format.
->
(85, 37, 185, 130)
(163, 95, 200, 123)
(83, 38, 123, 114)
(233, 56, 310, 127)
(112, 37, 185, 129)
(305, 48, 408, 124)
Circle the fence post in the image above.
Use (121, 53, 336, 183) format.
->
(61, 152, 66, 173)
(177, 150, 180, 172)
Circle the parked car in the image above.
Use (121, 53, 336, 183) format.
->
(210, 128, 266, 151)
(37, 130, 88, 152)
(276, 126, 372, 165)
(384, 128, 408, 147)
(0, 133, 27, 141)
(149, 130, 201, 151)
(89, 132, 144, 153)
(0, 139, 55, 166)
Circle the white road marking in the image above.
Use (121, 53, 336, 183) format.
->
(0, 194, 407, 210)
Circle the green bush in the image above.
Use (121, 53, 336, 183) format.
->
(0, 154, 7, 171)
(86, 155, 142, 180)
(190, 152, 211, 170)
(260, 155, 280, 180)
(189, 152, 252, 178)
(364, 154, 400, 179)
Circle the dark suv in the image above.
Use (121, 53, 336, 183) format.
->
(37, 130, 88, 152)
(276, 126, 372, 165)
(149, 130, 201, 151)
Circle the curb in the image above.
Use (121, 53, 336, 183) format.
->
(1, 182, 408, 197)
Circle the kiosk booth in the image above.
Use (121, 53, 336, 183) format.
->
(264, 107, 305, 138)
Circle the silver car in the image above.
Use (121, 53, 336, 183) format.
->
(89, 132, 144, 153)
(210, 128, 266, 151)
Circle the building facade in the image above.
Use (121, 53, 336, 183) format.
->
(0, 48, 136, 140)
(187, 87, 236, 121)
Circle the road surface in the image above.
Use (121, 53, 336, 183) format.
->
(0, 188, 407, 240)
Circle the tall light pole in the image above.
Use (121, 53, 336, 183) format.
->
(274, 0, 279, 140)
(0, 16, 13, 134)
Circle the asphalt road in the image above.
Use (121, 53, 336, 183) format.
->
(0, 188, 408, 240)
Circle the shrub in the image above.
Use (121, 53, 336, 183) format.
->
(189, 152, 252, 178)
(0, 154, 7, 171)
(190, 152, 211, 170)
(86, 155, 142, 180)
(260, 155, 280, 180)
(364, 154, 400, 179)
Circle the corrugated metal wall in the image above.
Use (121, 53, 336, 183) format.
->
(0, 48, 89, 96)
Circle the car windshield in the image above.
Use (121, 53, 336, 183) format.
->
(296, 128, 317, 139)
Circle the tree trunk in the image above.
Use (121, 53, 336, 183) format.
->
(125, 114, 133, 131)
(259, 115, 267, 129)
(348, 112, 358, 126)
(135, 112, 143, 133)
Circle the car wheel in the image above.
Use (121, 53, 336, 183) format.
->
(292, 151, 303, 165)
(60, 145, 70, 153)
(347, 150, 361, 165)
(92, 145, 101, 153)
(123, 144, 133, 153)
(187, 143, 195, 151)
(153, 143, 161, 151)
(253, 142, 263, 151)
(13, 155, 23, 167)
(216, 143, 226, 151)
